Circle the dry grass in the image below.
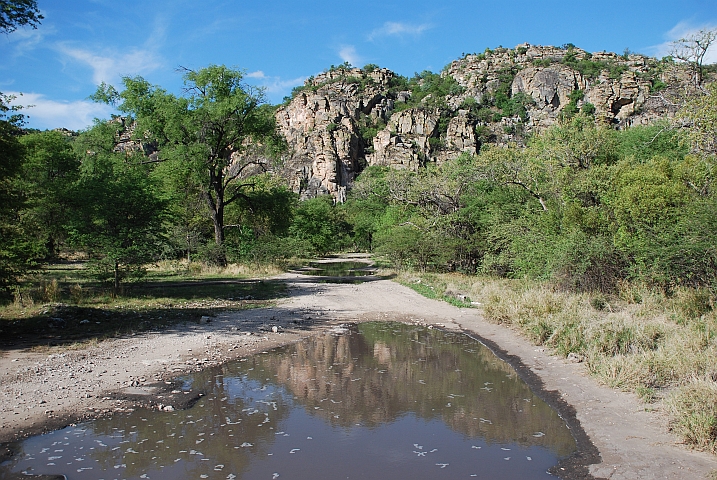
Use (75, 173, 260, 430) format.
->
(0, 260, 289, 347)
(395, 271, 717, 453)
(666, 378, 717, 453)
(148, 259, 286, 279)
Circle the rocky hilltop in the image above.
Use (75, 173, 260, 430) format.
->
(276, 43, 692, 200)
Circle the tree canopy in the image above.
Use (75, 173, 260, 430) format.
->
(0, 0, 42, 34)
(92, 65, 281, 265)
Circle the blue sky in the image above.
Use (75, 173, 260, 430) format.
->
(2, 0, 716, 130)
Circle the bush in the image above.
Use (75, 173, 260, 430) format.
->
(548, 231, 626, 293)
(289, 196, 352, 255)
(244, 234, 313, 264)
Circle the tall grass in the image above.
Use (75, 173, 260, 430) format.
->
(396, 271, 717, 453)
(147, 259, 286, 279)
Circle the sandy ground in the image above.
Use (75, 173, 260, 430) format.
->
(1, 270, 717, 479)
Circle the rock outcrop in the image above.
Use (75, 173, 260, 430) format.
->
(367, 108, 439, 169)
(275, 67, 395, 202)
(276, 44, 695, 200)
(444, 44, 658, 130)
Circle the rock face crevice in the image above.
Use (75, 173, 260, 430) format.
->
(275, 68, 395, 202)
(367, 108, 440, 170)
(275, 44, 695, 200)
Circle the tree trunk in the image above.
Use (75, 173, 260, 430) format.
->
(113, 261, 120, 296)
(206, 164, 228, 266)
(186, 233, 191, 264)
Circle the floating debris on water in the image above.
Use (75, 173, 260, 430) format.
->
(0, 322, 576, 480)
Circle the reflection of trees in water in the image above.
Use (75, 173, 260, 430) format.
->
(85, 364, 291, 478)
(254, 323, 576, 456)
(12, 323, 574, 478)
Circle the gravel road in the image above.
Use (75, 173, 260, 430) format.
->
(1, 271, 716, 479)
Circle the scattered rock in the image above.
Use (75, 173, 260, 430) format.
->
(567, 352, 584, 363)
(48, 318, 66, 329)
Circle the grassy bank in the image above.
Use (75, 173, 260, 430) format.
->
(0, 260, 288, 348)
(394, 270, 717, 454)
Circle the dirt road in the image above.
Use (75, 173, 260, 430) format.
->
(1, 271, 716, 479)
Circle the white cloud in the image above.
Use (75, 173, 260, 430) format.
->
(368, 21, 431, 41)
(262, 76, 307, 94)
(6, 25, 52, 57)
(56, 44, 163, 85)
(6, 91, 114, 131)
(650, 21, 717, 64)
(338, 45, 361, 66)
(243, 73, 307, 103)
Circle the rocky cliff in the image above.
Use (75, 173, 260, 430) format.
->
(274, 67, 396, 202)
(273, 44, 692, 200)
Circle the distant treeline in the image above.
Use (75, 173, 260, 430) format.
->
(343, 115, 716, 292)
(1, 72, 716, 296)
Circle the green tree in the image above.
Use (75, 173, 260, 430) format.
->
(0, 93, 40, 292)
(0, 0, 42, 34)
(92, 65, 280, 265)
(344, 166, 391, 251)
(68, 124, 166, 293)
(606, 156, 715, 286)
(19, 130, 80, 258)
(223, 173, 297, 261)
(289, 196, 351, 255)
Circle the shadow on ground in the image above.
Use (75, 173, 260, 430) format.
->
(0, 272, 395, 351)
(0, 278, 287, 350)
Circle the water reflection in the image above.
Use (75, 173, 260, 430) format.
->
(2, 322, 576, 479)
(298, 261, 374, 277)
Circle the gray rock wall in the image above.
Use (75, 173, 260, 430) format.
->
(276, 44, 692, 200)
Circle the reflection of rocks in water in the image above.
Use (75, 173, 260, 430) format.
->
(373, 341, 392, 364)
(2, 322, 578, 480)
(253, 323, 575, 455)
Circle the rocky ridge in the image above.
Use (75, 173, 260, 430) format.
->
(276, 43, 691, 200)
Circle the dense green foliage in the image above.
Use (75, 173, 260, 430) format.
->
(19, 130, 79, 258)
(0, 94, 39, 291)
(67, 130, 167, 291)
(343, 116, 716, 292)
(92, 65, 282, 265)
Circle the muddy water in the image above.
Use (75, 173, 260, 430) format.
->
(299, 261, 374, 277)
(1, 322, 577, 479)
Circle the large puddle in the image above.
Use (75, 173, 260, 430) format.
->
(296, 260, 375, 278)
(1, 322, 577, 479)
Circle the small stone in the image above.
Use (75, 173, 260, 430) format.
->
(567, 352, 584, 363)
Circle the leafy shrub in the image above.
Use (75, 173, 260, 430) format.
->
(581, 102, 596, 115)
(289, 196, 352, 255)
(393, 71, 465, 112)
(532, 58, 552, 68)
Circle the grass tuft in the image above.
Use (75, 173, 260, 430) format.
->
(666, 379, 717, 453)
(395, 270, 717, 452)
